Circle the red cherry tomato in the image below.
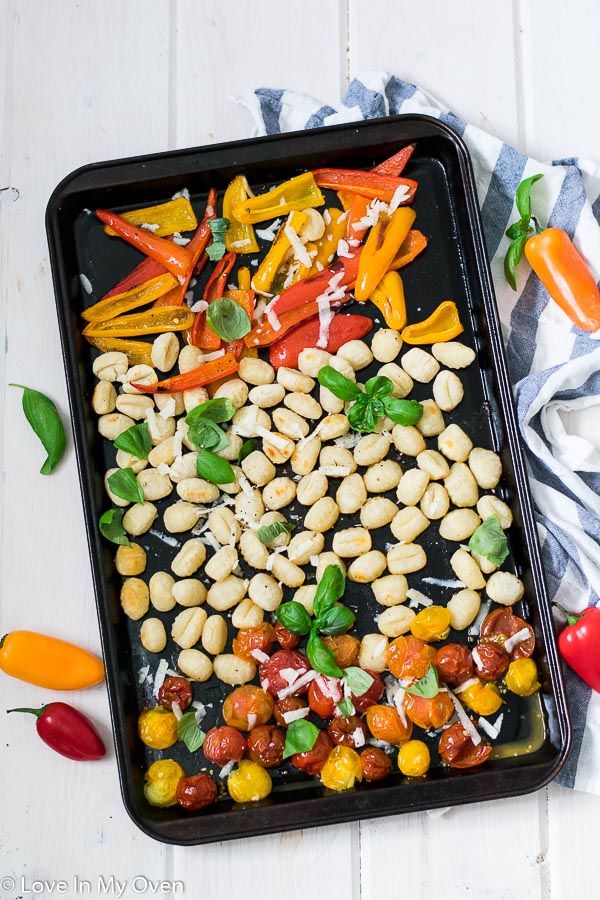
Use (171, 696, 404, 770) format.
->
(290, 730, 334, 775)
(308, 675, 343, 718)
(259, 650, 311, 698)
(438, 722, 492, 769)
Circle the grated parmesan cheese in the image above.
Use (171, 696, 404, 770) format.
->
(478, 715, 500, 740)
(406, 588, 434, 608)
(153, 659, 170, 696)
(148, 529, 180, 548)
(256, 426, 289, 450)
(79, 273, 93, 294)
(171, 701, 183, 721)
(138, 665, 150, 684)
(190, 299, 209, 314)
(316, 296, 334, 349)
(263, 297, 282, 332)
(422, 577, 464, 589)
(503, 627, 531, 655)
(282, 707, 310, 724)
(229, 238, 252, 249)
(158, 398, 176, 420)
(255, 218, 281, 242)
(336, 238, 353, 259)
(448, 691, 481, 746)
(388, 184, 411, 214)
(277, 669, 317, 699)
(250, 648, 270, 664)
(219, 760, 235, 779)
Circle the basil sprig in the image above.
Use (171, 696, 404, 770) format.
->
(238, 438, 257, 464)
(404, 664, 439, 699)
(256, 521, 295, 544)
(343, 667, 374, 696)
(99, 508, 130, 545)
(177, 711, 206, 752)
(206, 217, 231, 261)
(336, 697, 355, 717)
(187, 398, 236, 424)
(282, 719, 319, 759)
(503, 174, 544, 290)
(107, 467, 145, 505)
(317, 367, 422, 433)
(207, 298, 251, 341)
(11, 384, 66, 474)
(469, 515, 509, 567)
(113, 422, 151, 460)
(196, 449, 236, 484)
(186, 398, 234, 455)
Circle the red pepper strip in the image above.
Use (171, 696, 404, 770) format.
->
(102, 256, 167, 299)
(388, 230, 429, 271)
(345, 144, 417, 239)
(95, 209, 193, 277)
(154, 189, 218, 308)
(132, 351, 240, 394)
(554, 603, 600, 692)
(191, 252, 238, 349)
(269, 313, 373, 369)
(245, 296, 348, 349)
(8, 703, 106, 761)
(312, 169, 417, 204)
(269, 251, 362, 318)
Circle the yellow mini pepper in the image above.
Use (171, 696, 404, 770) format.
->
(84, 335, 154, 365)
(223, 175, 259, 254)
(232, 172, 324, 225)
(310, 208, 347, 273)
(81, 273, 177, 322)
(83, 306, 194, 338)
(401, 300, 463, 345)
(368, 271, 407, 329)
(252, 210, 309, 293)
(104, 197, 197, 238)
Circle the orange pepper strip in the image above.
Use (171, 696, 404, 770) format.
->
(225, 289, 255, 321)
(82, 273, 177, 322)
(388, 230, 428, 271)
(84, 335, 154, 365)
(401, 301, 463, 345)
(0, 630, 105, 690)
(95, 209, 193, 278)
(83, 306, 194, 338)
(355, 207, 416, 302)
(345, 144, 416, 240)
(132, 351, 240, 394)
(312, 168, 417, 204)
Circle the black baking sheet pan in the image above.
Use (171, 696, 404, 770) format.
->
(46, 115, 570, 845)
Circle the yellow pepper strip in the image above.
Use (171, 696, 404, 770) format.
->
(237, 266, 252, 291)
(232, 172, 324, 225)
(369, 271, 407, 329)
(309, 208, 347, 273)
(401, 301, 463, 345)
(85, 335, 154, 365)
(83, 305, 194, 338)
(292, 241, 317, 283)
(81, 273, 177, 323)
(355, 206, 416, 302)
(337, 191, 355, 211)
(252, 210, 309, 293)
(103, 197, 197, 237)
(223, 175, 260, 254)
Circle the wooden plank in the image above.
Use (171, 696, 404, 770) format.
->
(547, 783, 600, 898)
(348, 0, 521, 148)
(175, 0, 346, 145)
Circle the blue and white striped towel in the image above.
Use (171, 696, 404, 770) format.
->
(238, 72, 600, 794)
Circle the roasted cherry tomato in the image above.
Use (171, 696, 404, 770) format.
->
(232, 623, 277, 662)
(328, 715, 368, 748)
(434, 644, 474, 685)
(157, 676, 193, 712)
(247, 725, 286, 768)
(398, 739, 431, 777)
(176, 774, 218, 810)
(351, 669, 385, 712)
(480, 609, 535, 659)
(438, 722, 492, 769)
(459, 680, 503, 716)
(365, 704, 413, 746)
(411, 606, 452, 642)
(273, 696, 309, 727)
(403, 691, 454, 730)
(203, 726, 247, 766)
(227, 759, 272, 803)
(259, 649, 311, 698)
(308, 675, 343, 718)
(473, 642, 510, 681)
(290, 729, 334, 775)
(274, 622, 301, 650)
(138, 707, 178, 750)
(320, 745, 363, 791)
(387, 636, 436, 680)
(222, 685, 274, 731)
(360, 747, 393, 782)
(322, 634, 360, 668)
(143, 759, 184, 807)
(505, 658, 541, 696)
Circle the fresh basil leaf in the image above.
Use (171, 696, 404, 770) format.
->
(107, 467, 145, 505)
(364, 375, 394, 400)
(196, 448, 235, 484)
(11, 384, 66, 475)
(347, 396, 379, 433)
(238, 438, 257, 464)
(177, 711, 206, 752)
(186, 398, 236, 425)
(307, 631, 343, 678)
(503, 234, 528, 291)
(206, 241, 226, 261)
(317, 366, 361, 401)
(99, 508, 130, 545)
(276, 601, 313, 636)
(313, 565, 346, 619)
(206, 297, 251, 341)
(505, 220, 527, 241)
(515, 173, 544, 225)
(382, 397, 423, 426)
(468, 514, 509, 567)
(315, 605, 355, 636)
(336, 697, 355, 717)
(188, 418, 229, 453)
(343, 667, 374, 697)
(282, 718, 319, 759)
(256, 521, 295, 544)
(405, 664, 439, 699)
(209, 217, 232, 242)
(113, 422, 151, 460)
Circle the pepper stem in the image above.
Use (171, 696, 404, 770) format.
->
(6, 706, 46, 718)
(552, 603, 582, 627)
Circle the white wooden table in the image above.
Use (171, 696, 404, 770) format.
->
(1, 2, 598, 897)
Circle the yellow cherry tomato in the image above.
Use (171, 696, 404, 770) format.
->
(143, 759, 185, 807)
(227, 759, 272, 803)
(411, 606, 452, 642)
(138, 706, 178, 750)
(505, 658, 541, 696)
(320, 745, 363, 791)
(398, 739, 431, 777)
(460, 679, 503, 716)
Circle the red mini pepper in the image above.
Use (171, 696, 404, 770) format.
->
(7, 702, 106, 761)
(345, 144, 416, 239)
(554, 604, 600, 692)
(102, 256, 167, 300)
(191, 251, 237, 349)
(95, 209, 193, 278)
(311, 168, 417, 204)
(269, 313, 373, 368)
(269, 251, 361, 319)
(132, 350, 240, 393)
(245, 296, 349, 348)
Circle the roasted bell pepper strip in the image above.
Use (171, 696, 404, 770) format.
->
(312, 169, 417, 204)
(103, 256, 167, 299)
(0, 630, 105, 690)
(388, 229, 428, 271)
(95, 209, 193, 278)
(8, 703, 106, 761)
(191, 251, 237, 349)
(238, 266, 252, 291)
(401, 300, 463, 344)
(554, 603, 600, 692)
(269, 313, 373, 369)
(103, 197, 197, 238)
(292, 241, 317, 284)
(252, 211, 309, 294)
(337, 191, 355, 211)
(232, 172, 325, 225)
(269, 250, 361, 318)
(223, 175, 260, 254)
(375, 144, 416, 177)
(82, 273, 177, 322)
(310, 208, 347, 273)
(369, 271, 407, 330)
(345, 144, 416, 240)
(85, 335, 154, 365)
(245, 296, 348, 348)
(132, 351, 240, 393)
(225, 289, 255, 321)
(83, 305, 194, 337)
(355, 207, 416, 302)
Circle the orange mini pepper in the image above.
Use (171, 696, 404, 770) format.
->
(312, 168, 417, 204)
(345, 144, 416, 240)
(401, 301, 463, 345)
(355, 206, 416, 302)
(0, 630, 105, 690)
(132, 350, 240, 394)
(388, 230, 428, 271)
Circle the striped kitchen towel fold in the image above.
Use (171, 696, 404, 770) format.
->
(238, 72, 600, 794)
